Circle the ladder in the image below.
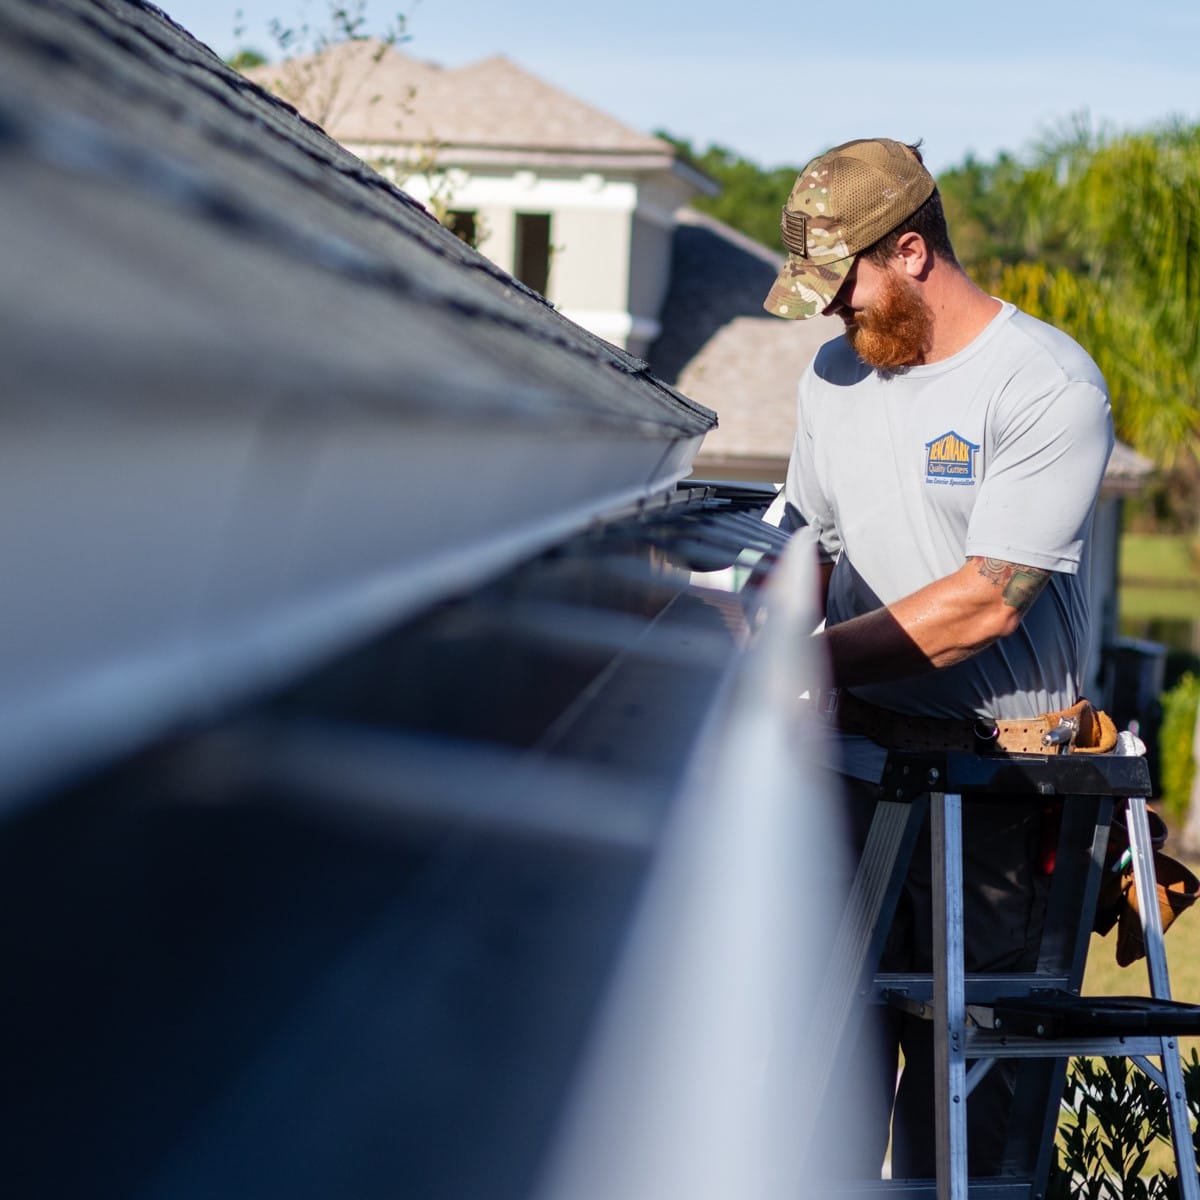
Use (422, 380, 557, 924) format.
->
(811, 750, 1200, 1199)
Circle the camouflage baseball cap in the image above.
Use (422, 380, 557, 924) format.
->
(763, 138, 936, 320)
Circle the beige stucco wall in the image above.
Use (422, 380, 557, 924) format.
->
(474, 205, 515, 271)
(628, 214, 672, 329)
(551, 207, 630, 312)
(371, 156, 703, 352)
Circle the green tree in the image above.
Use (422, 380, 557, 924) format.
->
(227, 47, 268, 71)
(942, 119, 1200, 522)
(939, 149, 1083, 275)
(658, 133, 799, 249)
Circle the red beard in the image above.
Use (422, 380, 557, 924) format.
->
(845, 270, 934, 371)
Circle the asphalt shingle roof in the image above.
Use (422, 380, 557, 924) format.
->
(0, 0, 718, 799)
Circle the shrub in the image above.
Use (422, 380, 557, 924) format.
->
(1050, 1052, 1200, 1199)
(1159, 672, 1200, 828)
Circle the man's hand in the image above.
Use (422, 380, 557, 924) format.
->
(815, 556, 1052, 688)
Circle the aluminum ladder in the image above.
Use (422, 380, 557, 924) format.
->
(811, 750, 1200, 1200)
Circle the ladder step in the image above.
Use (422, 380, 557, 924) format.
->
(991, 990, 1200, 1038)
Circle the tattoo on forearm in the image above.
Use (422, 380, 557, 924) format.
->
(973, 557, 1051, 613)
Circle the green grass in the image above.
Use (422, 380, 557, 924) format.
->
(1120, 533, 1200, 591)
(1118, 530, 1200, 640)
(1121, 585, 1200, 622)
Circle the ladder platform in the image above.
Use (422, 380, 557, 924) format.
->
(990, 989, 1200, 1039)
(880, 750, 1151, 802)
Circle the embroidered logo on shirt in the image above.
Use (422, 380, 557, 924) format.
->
(925, 431, 980, 486)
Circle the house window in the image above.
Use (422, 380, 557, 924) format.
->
(514, 212, 551, 295)
(445, 210, 478, 245)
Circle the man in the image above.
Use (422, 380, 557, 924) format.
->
(765, 138, 1114, 1176)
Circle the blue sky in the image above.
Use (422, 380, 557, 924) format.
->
(159, 0, 1200, 175)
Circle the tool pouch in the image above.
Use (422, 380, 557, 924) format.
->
(1093, 806, 1168, 936)
(1115, 852, 1200, 967)
(1091, 804, 1198, 965)
(1038, 698, 1118, 753)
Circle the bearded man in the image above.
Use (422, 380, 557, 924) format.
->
(765, 139, 1114, 1178)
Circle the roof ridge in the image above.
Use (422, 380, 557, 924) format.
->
(250, 42, 669, 155)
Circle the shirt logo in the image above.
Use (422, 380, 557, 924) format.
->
(925, 431, 980, 486)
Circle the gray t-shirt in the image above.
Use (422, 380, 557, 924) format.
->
(787, 301, 1114, 731)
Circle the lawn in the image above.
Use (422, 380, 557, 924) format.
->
(1120, 534, 1199, 588)
(1122, 586, 1200, 623)
(1120, 533, 1200, 623)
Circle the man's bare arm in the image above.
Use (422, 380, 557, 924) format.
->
(815, 556, 1051, 688)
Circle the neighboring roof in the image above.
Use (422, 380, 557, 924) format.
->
(1102, 440, 1157, 494)
(0, 0, 715, 798)
(247, 42, 676, 164)
(678, 314, 842, 476)
(649, 209, 841, 477)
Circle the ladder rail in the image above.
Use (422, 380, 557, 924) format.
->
(1127, 795, 1200, 1200)
(932, 789, 969, 1200)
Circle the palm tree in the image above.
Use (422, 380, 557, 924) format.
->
(987, 123, 1200, 480)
